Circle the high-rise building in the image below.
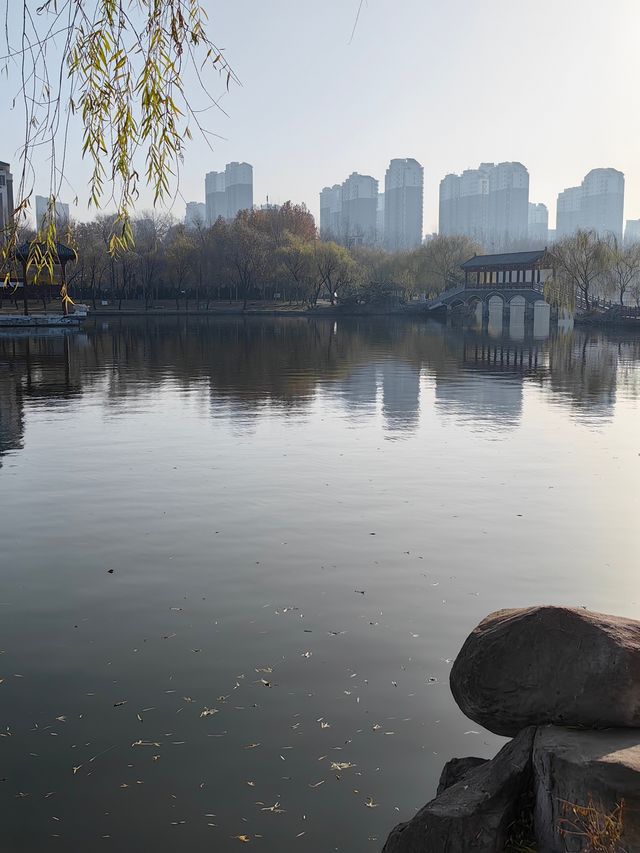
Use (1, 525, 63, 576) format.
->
(624, 219, 640, 245)
(438, 162, 529, 249)
(340, 172, 378, 246)
(384, 158, 424, 252)
(556, 186, 583, 239)
(488, 162, 529, 247)
(459, 165, 491, 244)
(581, 168, 624, 241)
(556, 169, 624, 241)
(376, 193, 385, 245)
(319, 184, 342, 240)
(205, 171, 227, 226)
(205, 162, 253, 226)
(185, 201, 207, 228)
(438, 173, 461, 237)
(0, 161, 14, 232)
(528, 203, 549, 244)
(35, 195, 70, 231)
(225, 162, 253, 220)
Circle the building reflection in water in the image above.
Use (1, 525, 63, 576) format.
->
(0, 317, 639, 466)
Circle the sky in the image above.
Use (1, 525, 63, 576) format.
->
(4, 0, 640, 231)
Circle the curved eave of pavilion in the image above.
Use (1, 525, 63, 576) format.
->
(14, 241, 77, 265)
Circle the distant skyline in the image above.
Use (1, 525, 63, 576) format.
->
(3, 0, 640, 231)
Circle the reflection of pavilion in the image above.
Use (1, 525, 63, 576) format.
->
(433, 329, 553, 429)
(461, 337, 550, 378)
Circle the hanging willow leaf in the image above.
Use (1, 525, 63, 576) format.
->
(1, 0, 238, 289)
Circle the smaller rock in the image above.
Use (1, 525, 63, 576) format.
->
(534, 726, 640, 852)
(437, 757, 488, 796)
(382, 727, 535, 853)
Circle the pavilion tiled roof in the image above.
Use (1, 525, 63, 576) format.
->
(461, 250, 547, 270)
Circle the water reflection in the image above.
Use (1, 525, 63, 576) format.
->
(2, 318, 640, 465)
(1, 317, 640, 853)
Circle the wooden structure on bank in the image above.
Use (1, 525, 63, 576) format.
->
(427, 250, 554, 318)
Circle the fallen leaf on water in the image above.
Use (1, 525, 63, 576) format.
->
(260, 802, 285, 813)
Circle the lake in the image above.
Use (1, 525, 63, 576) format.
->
(1, 316, 639, 852)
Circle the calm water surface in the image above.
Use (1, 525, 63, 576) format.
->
(1, 317, 639, 851)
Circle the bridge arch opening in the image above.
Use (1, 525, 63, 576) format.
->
(533, 299, 551, 338)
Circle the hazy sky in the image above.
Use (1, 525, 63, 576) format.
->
(4, 0, 640, 230)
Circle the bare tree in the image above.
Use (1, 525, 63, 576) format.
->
(605, 238, 640, 305)
(413, 235, 482, 296)
(548, 230, 611, 311)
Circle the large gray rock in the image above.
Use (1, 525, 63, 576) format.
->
(436, 757, 488, 796)
(450, 606, 640, 736)
(382, 727, 534, 853)
(534, 726, 640, 852)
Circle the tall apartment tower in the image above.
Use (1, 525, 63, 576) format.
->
(319, 184, 343, 240)
(624, 219, 640, 245)
(438, 173, 461, 237)
(556, 169, 624, 241)
(340, 173, 378, 246)
(205, 171, 227, 226)
(225, 162, 253, 220)
(581, 168, 624, 241)
(459, 165, 491, 244)
(487, 162, 529, 248)
(384, 158, 424, 252)
(438, 162, 529, 249)
(528, 203, 549, 244)
(0, 161, 14, 232)
(185, 201, 207, 228)
(35, 195, 70, 231)
(376, 193, 385, 245)
(556, 187, 583, 239)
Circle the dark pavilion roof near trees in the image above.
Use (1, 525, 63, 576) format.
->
(15, 241, 77, 265)
(460, 250, 548, 271)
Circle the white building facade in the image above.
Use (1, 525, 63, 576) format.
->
(438, 162, 529, 250)
(384, 158, 424, 252)
(35, 195, 70, 231)
(556, 168, 624, 241)
(0, 161, 14, 232)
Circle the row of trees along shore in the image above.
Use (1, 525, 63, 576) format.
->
(45, 203, 481, 310)
(11, 202, 640, 312)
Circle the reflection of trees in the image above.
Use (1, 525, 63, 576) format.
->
(0, 367, 24, 465)
(0, 318, 639, 465)
(0, 333, 82, 467)
(547, 330, 619, 419)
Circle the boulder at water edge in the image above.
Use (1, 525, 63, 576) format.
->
(534, 726, 640, 852)
(436, 756, 488, 796)
(450, 606, 640, 736)
(382, 727, 534, 853)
